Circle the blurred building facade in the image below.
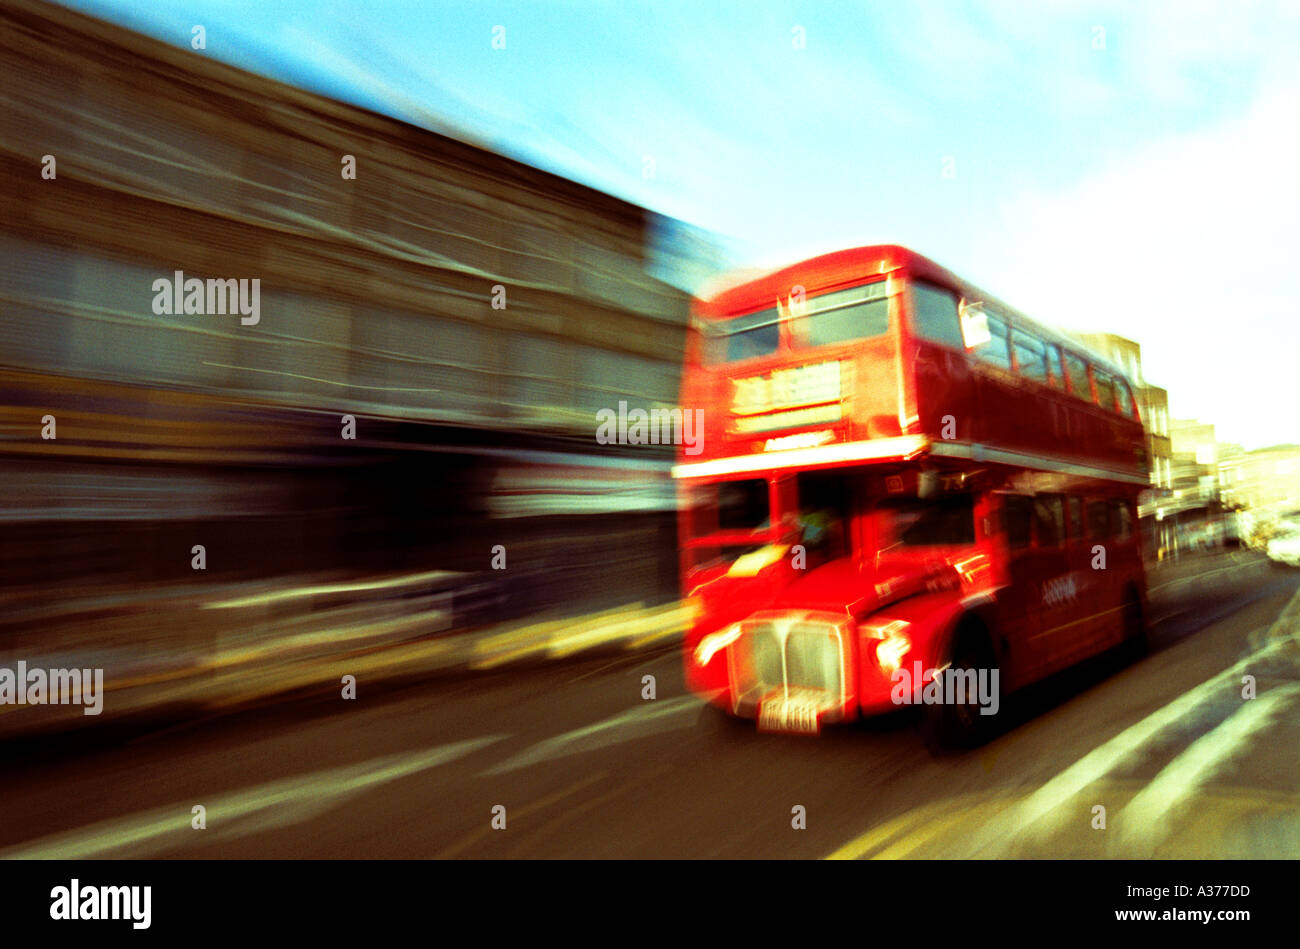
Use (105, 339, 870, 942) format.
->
(0, 0, 698, 608)
(1218, 444, 1300, 541)
(1164, 418, 1229, 550)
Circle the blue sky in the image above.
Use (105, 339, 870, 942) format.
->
(57, 1, 1300, 450)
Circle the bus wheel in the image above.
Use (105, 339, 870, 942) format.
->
(921, 625, 999, 752)
(1120, 589, 1148, 661)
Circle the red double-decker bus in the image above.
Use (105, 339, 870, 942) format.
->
(674, 245, 1149, 746)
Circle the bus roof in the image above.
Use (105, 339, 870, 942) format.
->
(696, 244, 1137, 389)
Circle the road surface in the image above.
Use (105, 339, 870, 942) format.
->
(2, 550, 1296, 859)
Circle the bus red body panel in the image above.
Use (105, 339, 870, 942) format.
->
(676, 245, 1149, 738)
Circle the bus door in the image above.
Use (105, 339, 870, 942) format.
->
(1079, 497, 1120, 651)
(998, 493, 1051, 678)
(1026, 494, 1078, 671)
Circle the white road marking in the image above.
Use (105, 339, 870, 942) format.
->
(564, 651, 658, 685)
(481, 695, 702, 776)
(830, 583, 1300, 860)
(1116, 683, 1300, 855)
(203, 570, 461, 609)
(954, 627, 1294, 857)
(0, 735, 504, 860)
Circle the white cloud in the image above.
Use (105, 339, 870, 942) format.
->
(989, 77, 1300, 449)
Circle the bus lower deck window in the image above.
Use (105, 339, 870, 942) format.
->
(1003, 495, 1033, 549)
(881, 495, 976, 546)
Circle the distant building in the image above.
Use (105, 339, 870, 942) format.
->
(1170, 419, 1220, 467)
(1141, 385, 1172, 492)
(1218, 444, 1300, 534)
(1075, 333, 1175, 556)
(1158, 418, 1231, 551)
(1076, 332, 1143, 388)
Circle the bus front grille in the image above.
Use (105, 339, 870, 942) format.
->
(730, 617, 845, 718)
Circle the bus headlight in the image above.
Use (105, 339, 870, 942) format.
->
(876, 634, 911, 674)
(695, 624, 743, 667)
(865, 620, 911, 674)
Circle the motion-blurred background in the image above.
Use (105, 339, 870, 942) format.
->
(1, 1, 1297, 862)
(4, 0, 1300, 733)
(0, 0, 721, 723)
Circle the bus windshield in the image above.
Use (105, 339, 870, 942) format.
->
(701, 309, 779, 363)
(877, 495, 976, 547)
(700, 279, 890, 364)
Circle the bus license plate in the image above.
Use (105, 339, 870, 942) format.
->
(758, 694, 822, 735)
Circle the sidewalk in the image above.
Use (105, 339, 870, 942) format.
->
(0, 570, 691, 740)
(4, 548, 1259, 740)
(1146, 546, 1263, 592)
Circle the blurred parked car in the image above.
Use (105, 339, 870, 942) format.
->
(1266, 528, 1300, 567)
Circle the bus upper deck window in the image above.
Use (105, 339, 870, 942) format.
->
(1117, 379, 1139, 420)
(909, 282, 964, 349)
(1094, 371, 1118, 413)
(1045, 344, 1065, 390)
(1065, 352, 1091, 400)
(1012, 330, 1049, 382)
(974, 315, 1013, 371)
(790, 281, 890, 348)
(703, 309, 780, 363)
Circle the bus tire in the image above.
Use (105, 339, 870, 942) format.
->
(921, 621, 999, 752)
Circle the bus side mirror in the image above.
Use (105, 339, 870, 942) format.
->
(958, 300, 991, 349)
